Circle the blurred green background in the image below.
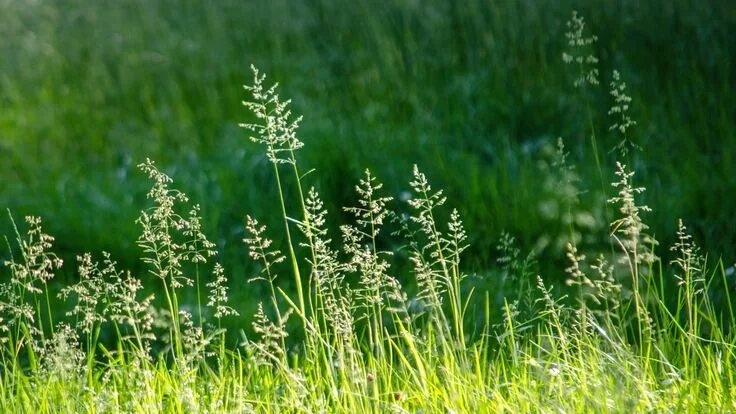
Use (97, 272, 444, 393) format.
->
(1, 0, 735, 324)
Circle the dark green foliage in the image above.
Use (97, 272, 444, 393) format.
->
(1, 0, 734, 309)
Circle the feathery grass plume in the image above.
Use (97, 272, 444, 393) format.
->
(608, 162, 658, 267)
(3, 216, 63, 294)
(137, 159, 218, 357)
(37, 323, 84, 382)
(406, 165, 469, 347)
(447, 209, 469, 274)
(137, 159, 217, 289)
(184, 205, 218, 264)
(588, 254, 622, 317)
(57, 252, 156, 363)
(59, 253, 107, 334)
(179, 309, 213, 363)
(407, 165, 447, 242)
(609, 70, 638, 156)
(341, 169, 403, 331)
(670, 219, 706, 334)
(250, 302, 290, 366)
(300, 187, 353, 343)
(240, 65, 303, 165)
(301, 188, 361, 396)
(445, 208, 469, 343)
(387, 214, 425, 316)
(97, 264, 157, 351)
(56, 251, 156, 361)
(563, 242, 597, 333)
(58, 252, 144, 338)
(244, 215, 286, 285)
(562, 10, 599, 88)
(671, 219, 705, 296)
(564, 243, 593, 291)
(608, 162, 658, 342)
(410, 251, 444, 313)
(241, 65, 310, 319)
(1, 215, 63, 350)
(206, 263, 238, 319)
(341, 226, 384, 309)
(301, 187, 329, 244)
(0, 276, 35, 341)
(243, 214, 288, 354)
(407, 165, 448, 308)
(343, 169, 393, 241)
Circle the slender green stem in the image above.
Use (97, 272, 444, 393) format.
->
(272, 162, 306, 323)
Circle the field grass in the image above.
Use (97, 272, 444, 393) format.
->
(1, 0, 734, 271)
(2, 1, 736, 412)
(2, 64, 736, 412)
(3, 60, 736, 413)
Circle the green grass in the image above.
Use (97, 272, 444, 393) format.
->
(1, 0, 734, 274)
(3, 57, 736, 411)
(1, 2, 736, 412)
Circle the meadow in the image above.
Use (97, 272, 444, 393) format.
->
(1, 1, 736, 412)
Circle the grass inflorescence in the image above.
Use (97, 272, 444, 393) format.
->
(2, 11, 736, 413)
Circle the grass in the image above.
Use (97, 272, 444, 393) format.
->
(1, 3, 735, 412)
(3, 51, 736, 411)
(1, 0, 734, 274)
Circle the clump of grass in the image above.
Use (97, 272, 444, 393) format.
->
(2, 13, 736, 413)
